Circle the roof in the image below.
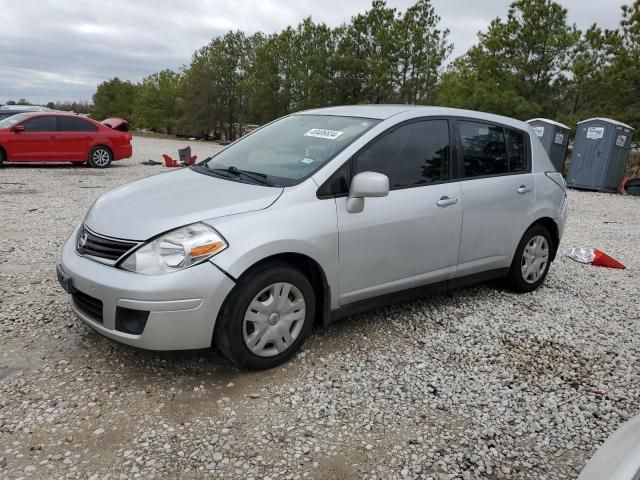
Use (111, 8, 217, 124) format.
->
(577, 117, 634, 130)
(526, 118, 570, 130)
(299, 105, 415, 119)
(0, 105, 50, 112)
(15, 111, 85, 118)
(298, 105, 531, 130)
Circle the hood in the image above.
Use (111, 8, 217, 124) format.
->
(101, 117, 130, 132)
(84, 168, 283, 240)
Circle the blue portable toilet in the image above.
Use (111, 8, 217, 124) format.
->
(567, 118, 635, 192)
(526, 118, 570, 172)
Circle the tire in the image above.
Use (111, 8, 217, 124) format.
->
(87, 146, 112, 168)
(506, 224, 553, 293)
(0, 149, 5, 167)
(215, 261, 316, 370)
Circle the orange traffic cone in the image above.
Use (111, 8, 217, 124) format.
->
(592, 250, 626, 269)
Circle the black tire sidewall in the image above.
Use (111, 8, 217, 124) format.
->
(0, 149, 5, 166)
(88, 146, 112, 168)
(508, 224, 553, 293)
(216, 263, 315, 370)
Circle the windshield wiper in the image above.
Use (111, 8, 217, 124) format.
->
(209, 166, 273, 186)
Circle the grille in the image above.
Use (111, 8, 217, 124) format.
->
(72, 291, 104, 323)
(77, 225, 138, 263)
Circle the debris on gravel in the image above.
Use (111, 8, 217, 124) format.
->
(1, 137, 639, 479)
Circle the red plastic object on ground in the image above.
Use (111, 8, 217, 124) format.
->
(162, 154, 182, 168)
(592, 250, 626, 269)
(184, 154, 197, 166)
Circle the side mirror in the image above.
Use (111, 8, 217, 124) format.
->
(346, 171, 389, 213)
(12, 125, 25, 133)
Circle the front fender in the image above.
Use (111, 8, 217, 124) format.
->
(206, 196, 339, 309)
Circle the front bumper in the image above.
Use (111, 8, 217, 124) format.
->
(58, 227, 235, 350)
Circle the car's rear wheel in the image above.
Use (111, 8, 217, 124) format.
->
(88, 147, 112, 168)
(507, 224, 552, 293)
(215, 262, 315, 370)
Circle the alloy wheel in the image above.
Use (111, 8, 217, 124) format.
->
(92, 148, 111, 167)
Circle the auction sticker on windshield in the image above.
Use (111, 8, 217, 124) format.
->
(304, 128, 344, 140)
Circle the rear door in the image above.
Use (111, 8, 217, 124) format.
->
(55, 116, 98, 160)
(335, 118, 463, 305)
(8, 116, 57, 161)
(454, 120, 534, 276)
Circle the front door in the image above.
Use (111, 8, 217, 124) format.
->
(336, 119, 463, 305)
(7, 116, 58, 161)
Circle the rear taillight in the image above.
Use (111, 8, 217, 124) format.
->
(545, 171, 566, 191)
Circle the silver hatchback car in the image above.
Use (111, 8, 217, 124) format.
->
(58, 106, 568, 369)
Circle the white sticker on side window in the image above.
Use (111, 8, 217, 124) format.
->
(304, 128, 344, 140)
(533, 126, 545, 137)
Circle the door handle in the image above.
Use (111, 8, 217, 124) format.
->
(436, 196, 458, 207)
(517, 185, 532, 194)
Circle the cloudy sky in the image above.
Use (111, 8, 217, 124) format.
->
(0, 0, 626, 104)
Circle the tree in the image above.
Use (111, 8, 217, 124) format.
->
(91, 78, 138, 120)
(134, 70, 183, 133)
(333, 0, 398, 104)
(554, 25, 620, 126)
(605, 1, 640, 129)
(438, 0, 579, 119)
(396, 0, 452, 104)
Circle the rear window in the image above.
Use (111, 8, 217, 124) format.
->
(57, 117, 98, 132)
(506, 129, 527, 172)
(459, 121, 528, 177)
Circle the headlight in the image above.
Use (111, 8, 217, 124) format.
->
(119, 223, 227, 274)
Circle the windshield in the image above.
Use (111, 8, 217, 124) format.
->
(203, 114, 379, 186)
(0, 113, 29, 129)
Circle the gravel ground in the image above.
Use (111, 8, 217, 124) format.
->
(1, 136, 639, 480)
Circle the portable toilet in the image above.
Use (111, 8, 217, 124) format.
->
(526, 118, 570, 172)
(567, 118, 635, 192)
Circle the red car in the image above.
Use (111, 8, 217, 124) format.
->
(0, 112, 132, 168)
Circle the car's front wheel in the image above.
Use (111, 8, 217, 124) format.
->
(215, 262, 315, 370)
(507, 224, 553, 293)
(88, 146, 112, 168)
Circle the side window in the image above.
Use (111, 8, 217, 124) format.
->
(23, 116, 56, 132)
(459, 121, 507, 177)
(355, 120, 450, 189)
(506, 129, 527, 172)
(57, 117, 98, 132)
